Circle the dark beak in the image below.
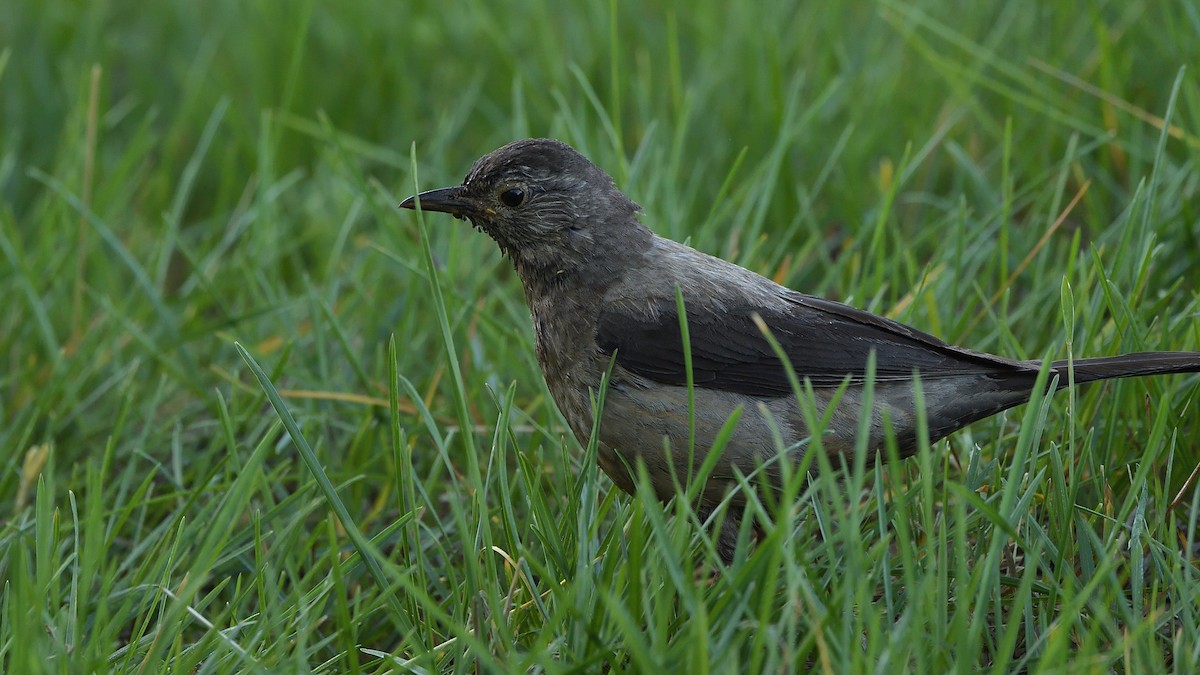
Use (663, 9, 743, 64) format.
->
(399, 186, 473, 219)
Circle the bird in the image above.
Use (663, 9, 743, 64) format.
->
(400, 138, 1200, 562)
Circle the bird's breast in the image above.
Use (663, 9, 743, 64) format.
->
(527, 295, 609, 436)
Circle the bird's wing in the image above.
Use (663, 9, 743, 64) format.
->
(595, 292, 1036, 398)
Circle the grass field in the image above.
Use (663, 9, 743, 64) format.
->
(3, 1, 1200, 672)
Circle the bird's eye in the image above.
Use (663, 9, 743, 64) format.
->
(499, 187, 526, 207)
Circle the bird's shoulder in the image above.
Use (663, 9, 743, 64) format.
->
(600, 236, 789, 316)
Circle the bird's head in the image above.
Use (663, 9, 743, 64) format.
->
(400, 138, 646, 284)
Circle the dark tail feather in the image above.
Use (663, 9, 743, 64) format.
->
(1048, 352, 1200, 385)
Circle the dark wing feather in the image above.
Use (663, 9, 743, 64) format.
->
(595, 292, 1034, 398)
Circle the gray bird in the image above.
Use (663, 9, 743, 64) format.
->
(400, 138, 1200, 561)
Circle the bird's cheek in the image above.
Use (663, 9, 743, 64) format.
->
(563, 227, 593, 248)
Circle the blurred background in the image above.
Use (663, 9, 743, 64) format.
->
(2, 0, 1198, 671)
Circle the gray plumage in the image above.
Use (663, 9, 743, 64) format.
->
(401, 138, 1200, 561)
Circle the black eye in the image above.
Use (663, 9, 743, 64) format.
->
(499, 187, 526, 207)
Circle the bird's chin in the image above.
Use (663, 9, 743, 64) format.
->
(463, 218, 491, 237)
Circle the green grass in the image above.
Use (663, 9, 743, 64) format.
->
(3, 0, 1200, 672)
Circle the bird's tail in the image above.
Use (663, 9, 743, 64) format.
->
(1048, 352, 1200, 385)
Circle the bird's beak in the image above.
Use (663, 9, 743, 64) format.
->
(399, 186, 472, 219)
